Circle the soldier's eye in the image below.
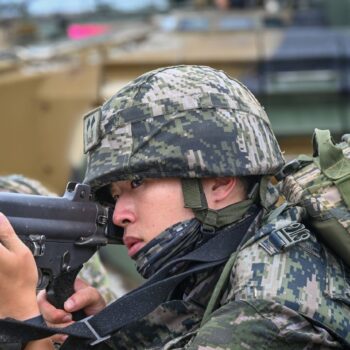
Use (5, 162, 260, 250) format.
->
(131, 177, 144, 189)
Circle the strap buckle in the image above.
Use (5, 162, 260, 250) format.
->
(259, 223, 311, 256)
(275, 160, 302, 181)
(81, 316, 111, 346)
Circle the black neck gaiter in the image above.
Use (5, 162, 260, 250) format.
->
(134, 219, 203, 279)
(134, 203, 259, 280)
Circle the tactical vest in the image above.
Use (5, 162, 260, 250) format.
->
(236, 226, 350, 347)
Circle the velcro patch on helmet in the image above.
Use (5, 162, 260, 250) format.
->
(84, 107, 101, 153)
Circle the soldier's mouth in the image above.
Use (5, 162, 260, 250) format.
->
(123, 236, 145, 257)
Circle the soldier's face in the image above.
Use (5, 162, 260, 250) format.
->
(110, 178, 194, 257)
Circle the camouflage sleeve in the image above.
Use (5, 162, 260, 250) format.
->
(78, 253, 118, 303)
(0, 174, 56, 195)
(186, 299, 342, 350)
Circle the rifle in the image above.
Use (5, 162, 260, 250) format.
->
(0, 182, 120, 319)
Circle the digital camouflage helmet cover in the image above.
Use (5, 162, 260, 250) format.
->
(83, 65, 284, 202)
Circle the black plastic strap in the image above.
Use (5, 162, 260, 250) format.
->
(0, 343, 23, 350)
(13, 316, 47, 350)
(0, 211, 258, 348)
(24, 315, 46, 327)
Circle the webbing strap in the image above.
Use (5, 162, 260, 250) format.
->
(335, 175, 350, 207)
(181, 178, 254, 230)
(181, 178, 207, 210)
(201, 251, 239, 326)
(0, 211, 258, 349)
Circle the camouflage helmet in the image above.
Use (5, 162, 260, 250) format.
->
(83, 65, 284, 200)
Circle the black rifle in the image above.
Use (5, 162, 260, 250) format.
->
(0, 182, 120, 319)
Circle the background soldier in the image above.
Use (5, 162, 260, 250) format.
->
(0, 66, 348, 349)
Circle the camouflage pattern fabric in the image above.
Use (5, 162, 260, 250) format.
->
(83, 65, 284, 201)
(104, 265, 222, 350)
(100, 189, 349, 349)
(134, 219, 202, 278)
(280, 134, 350, 268)
(216, 208, 349, 349)
(78, 254, 117, 304)
(282, 137, 350, 233)
(187, 300, 342, 350)
(0, 174, 117, 304)
(0, 174, 56, 196)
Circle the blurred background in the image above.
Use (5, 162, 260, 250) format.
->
(1, 0, 350, 292)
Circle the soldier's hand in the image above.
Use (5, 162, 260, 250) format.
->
(38, 278, 106, 344)
(0, 212, 40, 320)
(38, 277, 106, 343)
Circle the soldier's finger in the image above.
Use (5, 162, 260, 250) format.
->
(0, 212, 26, 252)
(74, 277, 89, 291)
(64, 285, 106, 315)
(37, 290, 73, 324)
(51, 334, 68, 345)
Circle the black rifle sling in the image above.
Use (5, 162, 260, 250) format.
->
(0, 211, 257, 348)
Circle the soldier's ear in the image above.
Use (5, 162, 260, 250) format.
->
(202, 177, 240, 209)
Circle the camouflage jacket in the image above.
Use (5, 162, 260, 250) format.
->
(100, 203, 349, 350)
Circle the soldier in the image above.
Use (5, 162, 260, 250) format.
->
(0, 66, 348, 349)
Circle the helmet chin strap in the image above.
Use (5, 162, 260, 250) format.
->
(181, 178, 258, 232)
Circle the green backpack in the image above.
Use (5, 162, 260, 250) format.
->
(277, 128, 350, 267)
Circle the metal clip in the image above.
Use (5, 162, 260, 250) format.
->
(275, 160, 302, 181)
(97, 214, 108, 225)
(82, 315, 111, 346)
(259, 223, 310, 256)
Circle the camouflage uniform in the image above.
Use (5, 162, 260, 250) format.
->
(186, 193, 349, 350)
(97, 190, 348, 349)
(0, 174, 117, 304)
(81, 66, 350, 348)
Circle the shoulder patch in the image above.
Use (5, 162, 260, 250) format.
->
(83, 107, 101, 153)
